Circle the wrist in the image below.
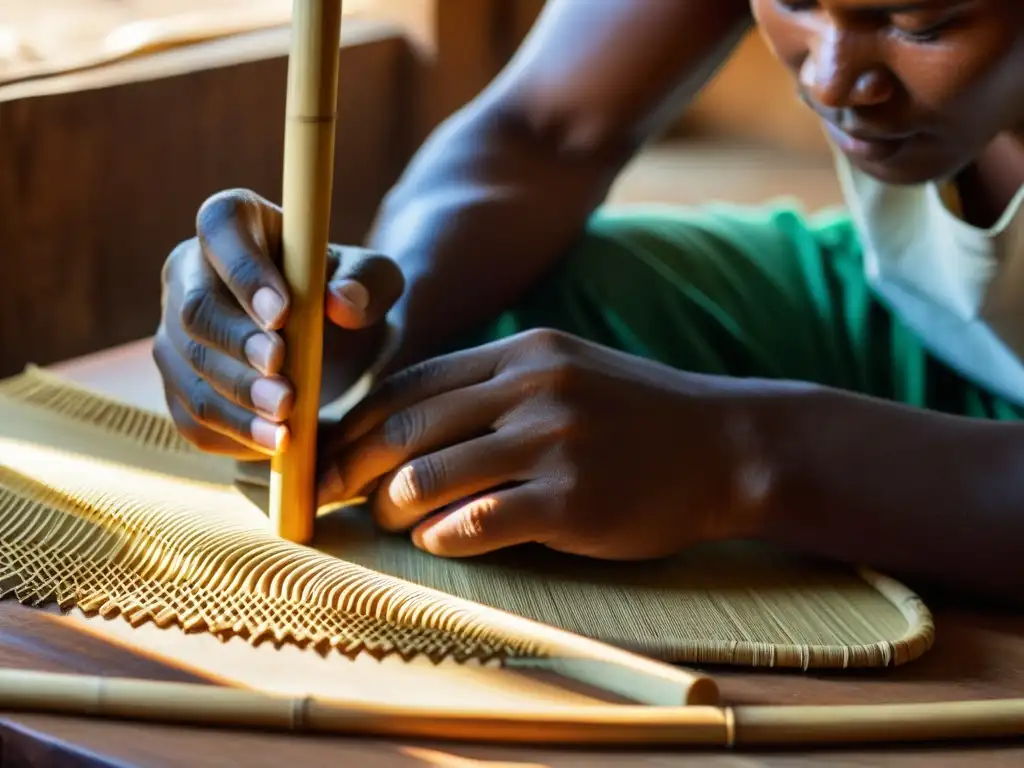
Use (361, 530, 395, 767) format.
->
(718, 379, 830, 542)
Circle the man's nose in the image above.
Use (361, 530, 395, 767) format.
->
(800, 28, 894, 109)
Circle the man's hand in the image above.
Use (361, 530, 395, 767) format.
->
(154, 188, 404, 459)
(318, 328, 768, 559)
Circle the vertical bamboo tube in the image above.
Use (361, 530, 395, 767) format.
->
(271, 0, 344, 543)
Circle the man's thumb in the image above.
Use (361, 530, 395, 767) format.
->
(326, 248, 405, 329)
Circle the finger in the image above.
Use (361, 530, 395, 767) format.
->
(166, 398, 265, 459)
(326, 248, 405, 329)
(174, 275, 284, 376)
(163, 322, 293, 422)
(336, 343, 506, 446)
(410, 483, 554, 558)
(153, 339, 288, 455)
(156, 334, 264, 460)
(196, 189, 290, 331)
(170, 217, 285, 374)
(371, 430, 537, 532)
(319, 380, 505, 503)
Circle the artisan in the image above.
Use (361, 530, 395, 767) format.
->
(153, 1, 1024, 601)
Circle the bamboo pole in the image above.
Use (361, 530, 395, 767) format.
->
(1, 670, 1022, 748)
(270, 0, 344, 544)
(465, 603, 719, 706)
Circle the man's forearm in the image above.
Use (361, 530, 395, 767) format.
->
(364, 0, 752, 369)
(754, 386, 1024, 603)
(368, 103, 624, 369)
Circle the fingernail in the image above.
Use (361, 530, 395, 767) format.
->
(413, 522, 444, 554)
(411, 526, 428, 550)
(253, 287, 285, 329)
(244, 333, 279, 373)
(250, 377, 292, 419)
(251, 417, 288, 453)
(328, 280, 369, 312)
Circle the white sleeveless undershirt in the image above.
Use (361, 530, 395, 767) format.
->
(832, 149, 1024, 407)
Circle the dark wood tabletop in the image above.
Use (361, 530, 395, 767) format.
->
(0, 340, 1021, 767)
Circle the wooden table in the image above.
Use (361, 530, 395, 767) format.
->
(0, 339, 1022, 767)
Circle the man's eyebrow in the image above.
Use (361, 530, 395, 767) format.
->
(834, 0, 956, 11)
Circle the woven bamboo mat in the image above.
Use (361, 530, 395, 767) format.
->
(0, 366, 934, 670)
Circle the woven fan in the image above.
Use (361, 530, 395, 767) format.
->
(5, 0, 1024, 749)
(0, 364, 933, 689)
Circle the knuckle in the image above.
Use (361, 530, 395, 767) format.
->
(380, 359, 436, 401)
(381, 408, 426, 451)
(179, 288, 216, 336)
(509, 361, 579, 400)
(510, 370, 545, 400)
(184, 383, 217, 425)
(195, 188, 254, 237)
(457, 498, 494, 539)
(231, 375, 253, 407)
(222, 251, 262, 293)
(227, 316, 256, 347)
(393, 359, 431, 388)
(504, 329, 581, 396)
(218, 315, 253, 358)
(184, 338, 209, 373)
(520, 327, 574, 355)
(343, 251, 404, 289)
(212, 315, 258, 359)
(391, 458, 442, 507)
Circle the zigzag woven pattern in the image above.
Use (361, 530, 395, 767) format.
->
(0, 366, 934, 671)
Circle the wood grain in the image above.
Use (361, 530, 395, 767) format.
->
(0, 21, 411, 379)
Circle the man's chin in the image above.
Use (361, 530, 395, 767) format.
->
(841, 144, 969, 187)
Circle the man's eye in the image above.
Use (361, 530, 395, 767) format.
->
(890, 13, 957, 44)
(776, 0, 819, 11)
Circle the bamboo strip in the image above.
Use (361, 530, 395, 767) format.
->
(472, 609, 719, 706)
(0, 670, 1021, 748)
(733, 700, 1024, 746)
(0, 426, 719, 708)
(270, 0, 343, 544)
(854, 566, 935, 666)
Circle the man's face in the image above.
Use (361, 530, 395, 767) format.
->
(752, 0, 1024, 185)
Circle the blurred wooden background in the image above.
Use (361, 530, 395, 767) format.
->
(0, 0, 839, 377)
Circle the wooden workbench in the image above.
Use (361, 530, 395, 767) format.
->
(0, 339, 1021, 766)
